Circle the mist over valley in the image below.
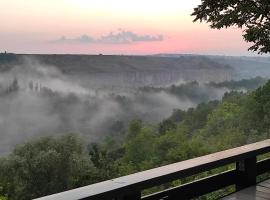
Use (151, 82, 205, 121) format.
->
(0, 53, 268, 153)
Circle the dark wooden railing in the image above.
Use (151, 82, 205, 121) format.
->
(34, 139, 270, 200)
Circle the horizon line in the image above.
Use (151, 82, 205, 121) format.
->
(1, 52, 269, 58)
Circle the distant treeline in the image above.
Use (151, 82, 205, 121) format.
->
(208, 76, 268, 90)
(0, 53, 16, 64)
(139, 76, 267, 103)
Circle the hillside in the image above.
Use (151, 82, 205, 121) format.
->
(0, 54, 234, 88)
(156, 54, 270, 80)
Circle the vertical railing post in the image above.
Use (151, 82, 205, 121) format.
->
(236, 156, 257, 191)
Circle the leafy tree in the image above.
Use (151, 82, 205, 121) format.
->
(1, 134, 96, 200)
(88, 142, 120, 181)
(181, 101, 219, 134)
(202, 101, 241, 136)
(123, 125, 156, 171)
(248, 80, 270, 132)
(126, 119, 143, 139)
(155, 128, 206, 164)
(158, 119, 176, 135)
(192, 0, 270, 53)
(169, 109, 186, 123)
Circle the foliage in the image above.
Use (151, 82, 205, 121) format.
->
(158, 119, 176, 135)
(192, 0, 270, 53)
(208, 77, 267, 91)
(1, 80, 270, 199)
(0, 134, 96, 200)
(88, 141, 121, 181)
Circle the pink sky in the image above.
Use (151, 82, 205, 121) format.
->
(0, 0, 254, 55)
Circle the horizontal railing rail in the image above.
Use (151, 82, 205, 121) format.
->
(34, 139, 270, 200)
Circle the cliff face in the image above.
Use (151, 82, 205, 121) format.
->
(0, 54, 234, 88)
(210, 56, 270, 80)
(76, 68, 233, 90)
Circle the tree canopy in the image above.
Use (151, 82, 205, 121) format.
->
(192, 0, 270, 54)
(1, 79, 270, 199)
(1, 77, 270, 199)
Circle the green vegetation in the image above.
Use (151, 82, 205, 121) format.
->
(1, 80, 270, 199)
(192, 0, 270, 54)
(140, 77, 267, 104)
(0, 135, 98, 200)
(208, 77, 268, 91)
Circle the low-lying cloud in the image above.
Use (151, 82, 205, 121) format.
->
(0, 57, 247, 154)
(54, 30, 164, 44)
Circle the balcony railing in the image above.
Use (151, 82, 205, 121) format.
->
(34, 139, 270, 200)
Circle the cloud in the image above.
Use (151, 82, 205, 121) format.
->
(98, 30, 164, 44)
(53, 30, 164, 44)
(56, 35, 95, 44)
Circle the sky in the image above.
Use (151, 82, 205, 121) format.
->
(0, 0, 256, 55)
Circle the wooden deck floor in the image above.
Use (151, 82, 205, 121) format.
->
(222, 179, 270, 200)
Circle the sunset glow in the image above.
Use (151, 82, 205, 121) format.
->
(1, 0, 252, 55)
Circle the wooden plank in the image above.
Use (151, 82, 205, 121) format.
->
(223, 179, 270, 200)
(222, 191, 268, 200)
(34, 140, 270, 200)
(142, 170, 236, 200)
(256, 186, 270, 194)
(259, 182, 270, 189)
(256, 191, 270, 199)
